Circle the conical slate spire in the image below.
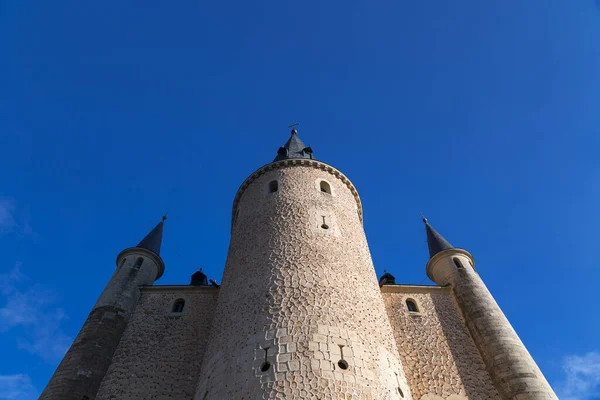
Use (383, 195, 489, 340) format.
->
(136, 215, 166, 256)
(273, 128, 315, 162)
(422, 216, 454, 259)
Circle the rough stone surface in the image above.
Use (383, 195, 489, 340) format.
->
(40, 156, 558, 400)
(96, 287, 218, 400)
(428, 251, 558, 400)
(39, 306, 128, 400)
(40, 249, 162, 400)
(195, 161, 412, 399)
(382, 287, 500, 400)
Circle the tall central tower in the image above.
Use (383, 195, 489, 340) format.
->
(195, 130, 411, 399)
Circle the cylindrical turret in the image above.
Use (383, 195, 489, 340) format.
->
(40, 218, 166, 400)
(425, 220, 557, 400)
(195, 133, 411, 399)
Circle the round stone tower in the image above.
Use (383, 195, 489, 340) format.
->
(195, 130, 411, 399)
(40, 217, 166, 400)
(423, 218, 558, 400)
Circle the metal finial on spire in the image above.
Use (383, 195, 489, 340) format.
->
(162, 213, 168, 221)
(420, 213, 427, 223)
(288, 122, 299, 135)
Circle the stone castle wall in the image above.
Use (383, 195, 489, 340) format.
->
(40, 248, 162, 400)
(194, 161, 412, 399)
(96, 286, 218, 400)
(382, 286, 500, 400)
(427, 252, 558, 399)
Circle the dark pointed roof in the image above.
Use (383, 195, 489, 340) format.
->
(273, 128, 315, 162)
(190, 269, 209, 286)
(136, 215, 166, 256)
(422, 216, 454, 259)
(379, 270, 396, 285)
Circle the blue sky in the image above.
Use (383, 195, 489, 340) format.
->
(1, 1, 599, 398)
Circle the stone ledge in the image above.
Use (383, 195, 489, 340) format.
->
(139, 285, 219, 293)
(380, 284, 451, 294)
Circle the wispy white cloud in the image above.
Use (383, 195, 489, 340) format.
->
(0, 196, 37, 240)
(0, 197, 17, 232)
(0, 265, 71, 363)
(555, 351, 600, 400)
(0, 374, 38, 400)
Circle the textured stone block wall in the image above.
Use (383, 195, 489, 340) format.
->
(382, 287, 500, 400)
(39, 306, 128, 400)
(445, 256, 558, 400)
(96, 287, 218, 400)
(40, 250, 162, 400)
(195, 161, 411, 399)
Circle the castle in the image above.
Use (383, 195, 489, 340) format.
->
(40, 130, 558, 400)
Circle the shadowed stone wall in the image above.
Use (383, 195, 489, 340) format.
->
(195, 160, 412, 399)
(39, 306, 128, 400)
(382, 286, 500, 400)
(40, 248, 162, 400)
(96, 286, 218, 399)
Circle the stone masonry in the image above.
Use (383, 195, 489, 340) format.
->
(382, 286, 500, 399)
(40, 248, 163, 400)
(194, 160, 412, 399)
(40, 132, 558, 400)
(96, 286, 218, 399)
(427, 250, 558, 400)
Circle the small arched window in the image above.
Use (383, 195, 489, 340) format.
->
(320, 181, 331, 194)
(453, 257, 464, 269)
(406, 299, 418, 313)
(172, 299, 185, 313)
(133, 257, 143, 269)
(269, 180, 278, 193)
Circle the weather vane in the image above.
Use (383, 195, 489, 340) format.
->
(288, 122, 299, 135)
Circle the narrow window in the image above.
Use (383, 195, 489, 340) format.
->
(320, 181, 331, 194)
(453, 257, 464, 269)
(119, 258, 127, 268)
(406, 299, 418, 313)
(269, 180, 278, 193)
(260, 347, 271, 372)
(172, 299, 185, 313)
(233, 208, 240, 224)
(321, 216, 329, 230)
(395, 373, 404, 398)
(337, 345, 348, 370)
(133, 257, 143, 269)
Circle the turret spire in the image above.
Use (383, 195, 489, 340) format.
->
(421, 215, 454, 259)
(136, 215, 166, 256)
(273, 126, 315, 162)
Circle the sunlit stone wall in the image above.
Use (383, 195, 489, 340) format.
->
(194, 160, 412, 399)
(382, 286, 500, 400)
